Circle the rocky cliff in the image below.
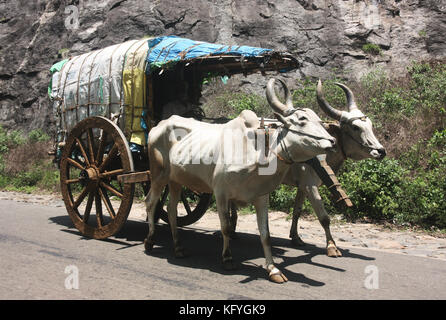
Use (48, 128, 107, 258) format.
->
(0, 0, 445, 133)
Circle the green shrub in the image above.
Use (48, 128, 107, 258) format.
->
(269, 185, 296, 213)
(0, 126, 58, 193)
(38, 165, 60, 191)
(12, 166, 44, 188)
(338, 158, 406, 221)
(335, 128, 446, 229)
(408, 61, 446, 115)
(28, 129, 50, 143)
(397, 169, 446, 228)
(0, 173, 9, 188)
(369, 88, 418, 117)
(0, 126, 26, 154)
(225, 92, 270, 118)
(202, 90, 271, 119)
(427, 129, 446, 168)
(362, 43, 382, 55)
(399, 128, 446, 171)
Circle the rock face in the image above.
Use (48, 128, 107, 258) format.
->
(0, 0, 445, 133)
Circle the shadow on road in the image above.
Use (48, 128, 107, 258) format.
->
(49, 215, 375, 286)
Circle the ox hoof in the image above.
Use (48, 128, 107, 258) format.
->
(327, 241, 342, 257)
(290, 236, 306, 247)
(268, 267, 288, 284)
(222, 259, 237, 271)
(144, 238, 154, 252)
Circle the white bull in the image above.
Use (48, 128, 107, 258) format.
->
(144, 78, 336, 283)
(230, 80, 386, 257)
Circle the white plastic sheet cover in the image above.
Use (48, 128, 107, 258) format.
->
(51, 39, 147, 137)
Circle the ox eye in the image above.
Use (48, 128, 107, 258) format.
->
(352, 125, 360, 131)
(298, 116, 308, 121)
(289, 118, 298, 125)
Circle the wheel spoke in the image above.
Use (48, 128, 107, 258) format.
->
(65, 178, 81, 185)
(83, 191, 94, 222)
(181, 191, 192, 215)
(67, 157, 86, 171)
(75, 138, 90, 167)
(95, 191, 103, 227)
(73, 186, 90, 210)
(99, 169, 124, 178)
(95, 130, 107, 166)
(87, 128, 95, 164)
(98, 143, 118, 172)
(99, 181, 123, 198)
(99, 187, 116, 219)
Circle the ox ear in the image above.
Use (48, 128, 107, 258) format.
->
(274, 112, 291, 128)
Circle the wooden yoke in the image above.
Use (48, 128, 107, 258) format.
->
(255, 117, 283, 157)
(305, 157, 353, 208)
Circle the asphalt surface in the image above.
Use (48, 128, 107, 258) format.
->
(0, 199, 445, 300)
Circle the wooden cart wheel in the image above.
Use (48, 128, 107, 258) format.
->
(156, 186, 212, 227)
(60, 116, 135, 239)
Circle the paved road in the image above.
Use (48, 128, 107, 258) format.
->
(0, 199, 445, 300)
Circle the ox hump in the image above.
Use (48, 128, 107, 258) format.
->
(238, 110, 260, 129)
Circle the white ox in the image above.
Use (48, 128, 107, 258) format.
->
(230, 80, 386, 257)
(144, 78, 336, 283)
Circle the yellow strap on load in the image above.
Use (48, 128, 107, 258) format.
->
(122, 39, 149, 146)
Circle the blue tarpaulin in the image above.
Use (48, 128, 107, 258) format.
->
(145, 36, 272, 73)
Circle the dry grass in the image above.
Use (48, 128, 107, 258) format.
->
(4, 141, 52, 175)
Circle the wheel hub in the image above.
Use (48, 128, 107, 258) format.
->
(79, 166, 100, 186)
(86, 167, 99, 180)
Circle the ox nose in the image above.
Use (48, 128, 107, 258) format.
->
(323, 137, 337, 152)
(378, 148, 386, 159)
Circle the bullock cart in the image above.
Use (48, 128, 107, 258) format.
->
(49, 36, 299, 239)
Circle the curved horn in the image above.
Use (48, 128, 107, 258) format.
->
(334, 82, 358, 112)
(279, 78, 294, 110)
(266, 78, 294, 115)
(316, 79, 342, 120)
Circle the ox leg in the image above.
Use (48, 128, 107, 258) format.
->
(289, 189, 306, 247)
(253, 195, 288, 284)
(229, 201, 238, 239)
(144, 182, 165, 252)
(167, 182, 186, 258)
(305, 185, 342, 257)
(215, 195, 235, 270)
